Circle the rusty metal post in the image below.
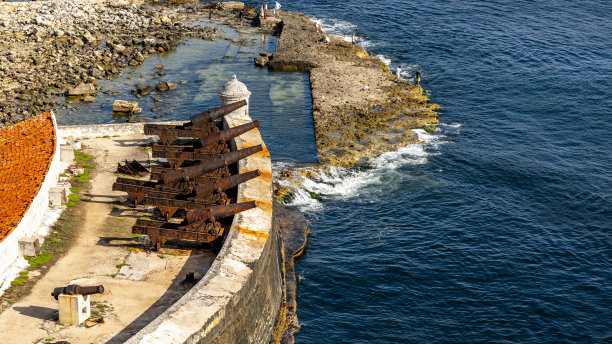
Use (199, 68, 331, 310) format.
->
(190, 100, 247, 126)
(194, 170, 261, 196)
(200, 120, 260, 147)
(186, 201, 257, 224)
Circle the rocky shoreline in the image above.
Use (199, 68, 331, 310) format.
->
(1, 0, 439, 167)
(0, 0, 258, 127)
(268, 12, 439, 167)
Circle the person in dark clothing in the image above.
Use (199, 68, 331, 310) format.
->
(415, 69, 423, 86)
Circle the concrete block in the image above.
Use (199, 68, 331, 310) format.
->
(60, 144, 75, 163)
(69, 166, 85, 175)
(49, 186, 67, 207)
(18, 237, 41, 257)
(58, 294, 90, 325)
(72, 140, 82, 150)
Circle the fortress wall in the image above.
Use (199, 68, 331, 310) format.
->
(54, 79, 282, 343)
(0, 114, 61, 292)
(123, 105, 282, 343)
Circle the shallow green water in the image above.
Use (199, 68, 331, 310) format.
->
(55, 27, 318, 163)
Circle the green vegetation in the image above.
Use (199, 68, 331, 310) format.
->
(116, 263, 129, 269)
(421, 125, 436, 134)
(11, 278, 26, 286)
(26, 253, 52, 268)
(69, 186, 81, 193)
(74, 150, 93, 162)
(277, 191, 295, 204)
(132, 234, 143, 238)
(139, 216, 151, 220)
(352, 163, 374, 172)
(309, 191, 322, 200)
(68, 194, 80, 202)
(1, 173, 86, 309)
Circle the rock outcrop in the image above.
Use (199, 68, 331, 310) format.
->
(0, 0, 257, 128)
(270, 12, 439, 167)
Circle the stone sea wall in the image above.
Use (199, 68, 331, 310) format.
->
(122, 106, 281, 343)
(55, 108, 282, 343)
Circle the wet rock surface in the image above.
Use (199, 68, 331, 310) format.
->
(271, 12, 439, 167)
(0, 0, 259, 127)
(273, 202, 309, 344)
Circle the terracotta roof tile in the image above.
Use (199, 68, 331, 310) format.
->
(0, 112, 56, 243)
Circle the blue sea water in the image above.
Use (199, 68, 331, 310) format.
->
(55, 0, 611, 342)
(249, 0, 610, 342)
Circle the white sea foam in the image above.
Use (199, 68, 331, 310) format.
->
(376, 54, 391, 66)
(273, 124, 461, 212)
(317, 17, 385, 53)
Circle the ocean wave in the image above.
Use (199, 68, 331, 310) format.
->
(274, 124, 460, 212)
(317, 17, 384, 52)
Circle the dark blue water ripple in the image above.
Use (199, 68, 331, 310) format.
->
(243, 0, 612, 342)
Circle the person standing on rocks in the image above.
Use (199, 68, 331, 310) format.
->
(415, 69, 423, 86)
(352, 34, 356, 46)
(396, 66, 402, 79)
(274, 1, 281, 16)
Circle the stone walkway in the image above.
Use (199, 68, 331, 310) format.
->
(0, 136, 215, 344)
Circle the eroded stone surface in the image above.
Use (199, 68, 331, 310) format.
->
(271, 12, 439, 167)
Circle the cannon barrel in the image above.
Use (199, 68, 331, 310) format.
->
(190, 100, 247, 126)
(161, 145, 263, 184)
(51, 285, 104, 300)
(194, 170, 261, 197)
(185, 201, 258, 224)
(200, 121, 259, 147)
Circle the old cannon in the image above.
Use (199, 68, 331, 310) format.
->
(51, 284, 104, 300)
(51, 284, 104, 325)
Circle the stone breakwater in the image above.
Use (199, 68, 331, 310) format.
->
(269, 12, 439, 167)
(0, 0, 255, 127)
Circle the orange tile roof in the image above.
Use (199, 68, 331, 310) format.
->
(0, 113, 56, 243)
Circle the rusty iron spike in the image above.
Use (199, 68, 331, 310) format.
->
(161, 145, 263, 184)
(200, 121, 260, 147)
(185, 201, 257, 224)
(190, 100, 247, 126)
(194, 170, 261, 197)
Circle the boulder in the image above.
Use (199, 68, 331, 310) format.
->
(66, 83, 95, 96)
(155, 81, 178, 92)
(254, 55, 269, 67)
(113, 100, 140, 113)
(217, 1, 244, 11)
(83, 96, 96, 103)
(135, 84, 152, 96)
(155, 82, 168, 92)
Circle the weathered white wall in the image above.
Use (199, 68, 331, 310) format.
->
(0, 114, 62, 294)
